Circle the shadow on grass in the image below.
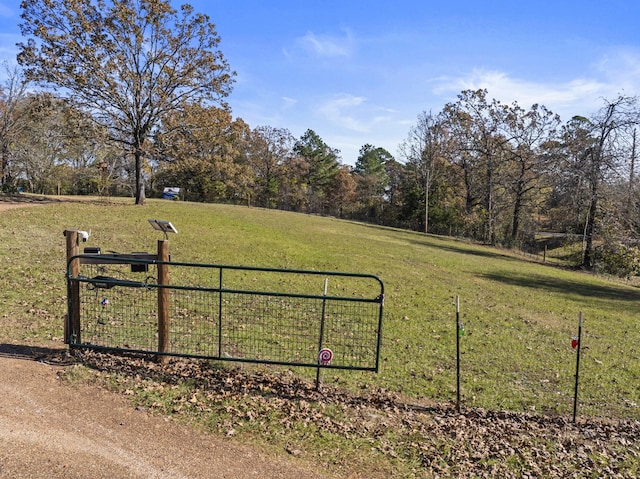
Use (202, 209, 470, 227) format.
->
(481, 271, 640, 303)
(341, 220, 524, 262)
(426, 243, 518, 261)
(0, 193, 63, 204)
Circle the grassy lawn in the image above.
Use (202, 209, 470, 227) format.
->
(2, 195, 640, 477)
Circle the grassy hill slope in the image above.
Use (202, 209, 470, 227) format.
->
(2, 198, 639, 419)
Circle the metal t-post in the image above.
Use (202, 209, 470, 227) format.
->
(456, 295, 461, 413)
(315, 278, 329, 391)
(573, 313, 583, 423)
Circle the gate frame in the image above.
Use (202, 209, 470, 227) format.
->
(65, 230, 384, 372)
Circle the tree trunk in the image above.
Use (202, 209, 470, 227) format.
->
(424, 169, 430, 234)
(583, 196, 597, 269)
(511, 173, 527, 241)
(485, 156, 494, 244)
(1, 147, 9, 187)
(511, 193, 522, 241)
(137, 179, 146, 205)
(134, 150, 146, 205)
(629, 129, 636, 209)
(583, 161, 599, 269)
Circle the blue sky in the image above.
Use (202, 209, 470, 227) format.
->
(1, 1, 639, 165)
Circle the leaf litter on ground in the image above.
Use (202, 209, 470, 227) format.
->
(58, 349, 640, 478)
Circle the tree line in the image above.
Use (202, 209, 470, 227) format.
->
(1, 0, 639, 275)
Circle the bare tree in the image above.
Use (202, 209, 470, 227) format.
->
(400, 111, 447, 234)
(18, 0, 234, 204)
(581, 96, 638, 268)
(500, 103, 561, 241)
(443, 90, 511, 243)
(0, 63, 29, 190)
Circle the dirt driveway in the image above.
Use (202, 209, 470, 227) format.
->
(0, 346, 331, 479)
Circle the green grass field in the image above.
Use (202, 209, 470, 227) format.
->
(2, 197, 639, 417)
(2, 196, 640, 477)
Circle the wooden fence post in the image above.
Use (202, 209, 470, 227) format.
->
(157, 239, 170, 362)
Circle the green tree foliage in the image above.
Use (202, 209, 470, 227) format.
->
(353, 144, 391, 176)
(293, 129, 340, 213)
(12, 93, 61, 193)
(544, 116, 595, 234)
(380, 158, 415, 229)
(353, 144, 391, 222)
(3, 59, 639, 275)
(18, 0, 234, 204)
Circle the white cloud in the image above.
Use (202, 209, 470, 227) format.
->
(318, 94, 367, 131)
(433, 68, 619, 119)
(281, 96, 297, 108)
(295, 29, 355, 58)
(317, 93, 399, 133)
(431, 49, 640, 120)
(593, 48, 640, 93)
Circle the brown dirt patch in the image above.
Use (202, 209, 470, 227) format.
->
(0, 346, 332, 479)
(0, 194, 66, 211)
(0, 193, 103, 212)
(0, 203, 31, 212)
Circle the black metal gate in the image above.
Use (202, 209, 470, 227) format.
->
(66, 254, 384, 371)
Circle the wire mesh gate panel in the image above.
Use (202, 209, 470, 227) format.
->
(66, 255, 384, 371)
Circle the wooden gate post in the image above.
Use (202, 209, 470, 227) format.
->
(64, 230, 81, 344)
(157, 239, 170, 362)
